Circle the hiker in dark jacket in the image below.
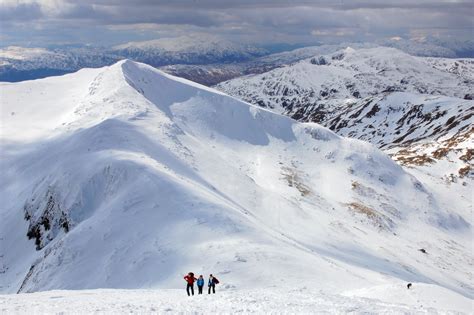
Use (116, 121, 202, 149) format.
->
(208, 274, 219, 294)
(184, 272, 197, 296)
(197, 275, 205, 294)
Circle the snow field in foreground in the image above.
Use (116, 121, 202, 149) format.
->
(1, 283, 472, 314)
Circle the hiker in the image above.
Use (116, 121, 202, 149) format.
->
(197, 275, 204, 294)
(208, 274, 219, 294)
(184, 272, 197, 296)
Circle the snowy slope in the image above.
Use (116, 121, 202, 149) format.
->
(0, 61, 472, 310)
(325, 93, 472, 164)
(217, 47, 474, 183)
(423, 57, 474, 83)
(321, 92, 473, 224)
(315, 93, 473, 176)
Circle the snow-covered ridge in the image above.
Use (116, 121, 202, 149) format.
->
(0, 61, 471, 308)
(217, 47, 473, 114)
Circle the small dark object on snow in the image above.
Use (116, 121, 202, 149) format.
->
(407, 283, 412, 289)
(419, 248, 427, 254)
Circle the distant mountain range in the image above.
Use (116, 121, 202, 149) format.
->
(1, 37, 473, 83)
(0, 36, 265, 83)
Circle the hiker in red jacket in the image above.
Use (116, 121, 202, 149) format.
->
(184, 272, 197, 296)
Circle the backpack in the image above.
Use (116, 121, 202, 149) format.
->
(213, 277, 219, 284)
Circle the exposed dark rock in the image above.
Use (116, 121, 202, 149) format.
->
(310, 56, 328, 65)
(366, 104, 380, 118)
(24, 189, 71, 250)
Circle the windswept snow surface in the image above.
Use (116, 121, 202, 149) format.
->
(0, 61, 472, 312)
(1, 284, 473, 314)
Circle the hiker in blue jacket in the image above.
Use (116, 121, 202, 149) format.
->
(208, 274, 219, 294)
(197, 275, 205, 294)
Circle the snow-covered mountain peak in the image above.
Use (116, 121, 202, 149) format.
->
(0, 59, 233, 141)
(314, 46, 447, 75)
(0, 61, 471, 301)
(343, 46, 356, 54)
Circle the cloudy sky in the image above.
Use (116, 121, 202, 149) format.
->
(0, 0, 472, 48)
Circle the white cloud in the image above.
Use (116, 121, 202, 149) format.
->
(311, 29, 356, 37)
(0, 0, 472, 47)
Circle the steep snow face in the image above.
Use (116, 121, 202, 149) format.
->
(0, 61, 471, 300)
(217, 47, 473, 115)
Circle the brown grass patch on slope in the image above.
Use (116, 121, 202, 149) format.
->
(394, 153, 435, 166)
(345, 201, 393, 230)
(281, 167, 312, 197)
(459, 148, 474, 162)
(458, 166, 472, 178)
